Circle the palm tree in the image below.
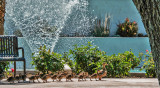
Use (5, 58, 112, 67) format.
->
(133, 0, 160, 85)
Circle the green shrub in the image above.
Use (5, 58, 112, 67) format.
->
(61, 52, 75, 71)
(140, 50, 156, 77)
(31, 45, 64, 74)
(0, 62, 9, 74)
(69, 42, 106, 74)
(116, 18, 138, 37)
(100, 50, 143, 77)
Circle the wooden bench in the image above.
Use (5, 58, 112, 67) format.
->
(0, 35, 26, 78)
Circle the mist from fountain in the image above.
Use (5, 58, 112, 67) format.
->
(5, 0, 92, 54)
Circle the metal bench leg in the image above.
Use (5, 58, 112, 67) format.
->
(14, 61, 16, 77)
(23, 60, 26, 81)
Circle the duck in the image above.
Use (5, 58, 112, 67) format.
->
(83, 72, 88, 81)
(0, 73, 5, 83)
(57, 73, 65, 82)
(15, 74, 20, 83)
(7, 73, 15, 83)
(89, 71, 98, 81)
(39, 73, 46, 79)
(35, 72, 41, 83)
(29, 75, 36, 83)
(21, 74, 27, 82)
(78, 72, 88, 81)
(57, 71, 68, 82)
(61, 71, 68, 78)
(78, 72, 84, 81)
(65, 72, 75, 82)
(97, 63, 108, 80)
(41, 74, 51, 83)
(51, 72, 60, 82)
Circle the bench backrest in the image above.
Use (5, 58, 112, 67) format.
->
(0, 36, 18, 57)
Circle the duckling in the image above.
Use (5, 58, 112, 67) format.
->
(35, 72, 41, 83)
(17, 73, 27, 82)
(66, 72, 76, 82)
(0, 74, 5, 83)
(39, 73, 46, 78)
(7, 76, 15, 83)
(15, 74, 20, 83)
(90, 72, 98, 81)
(41, 74, 51, 83)
(57, 71, 68, 82)
(78, 72, 84, 81)
(21, 74, 27, 82)
(51, 72, 60, 82)
(57, 73, 65, 82)
(29, 75, 36, 83)
(83, 72, 88, 81)
(78, 72, 88, 81)
(7, 73, 15, 83)
(97, 63, 108, 80)
(61, 71, 68, 78)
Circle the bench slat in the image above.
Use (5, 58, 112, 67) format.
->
(0, 57, 25, 61)
(0, 36, 18, 57)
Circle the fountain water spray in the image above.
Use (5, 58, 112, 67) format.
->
(5, 0, 81, 53)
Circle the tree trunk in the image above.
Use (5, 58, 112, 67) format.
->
(133, 0, 160, 85)
(0, 0, 5, 35)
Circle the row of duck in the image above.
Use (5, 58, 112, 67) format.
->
(0, 63, 108, 83)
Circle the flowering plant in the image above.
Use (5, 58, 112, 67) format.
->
(140, 50, 156, 77)
(116, 18, 138, 37)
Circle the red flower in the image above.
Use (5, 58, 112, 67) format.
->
(146, 50, 149, 52)
(11, 68, 14, 72)
(133, 21, 136, 24)
(126, 18, 130, 22)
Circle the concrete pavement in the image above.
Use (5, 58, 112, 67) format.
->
(0, 78, 159, 88)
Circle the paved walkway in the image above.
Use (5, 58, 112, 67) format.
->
(0, 78, 159, 88)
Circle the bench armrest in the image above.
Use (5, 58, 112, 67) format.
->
(18, 47, 24, 58)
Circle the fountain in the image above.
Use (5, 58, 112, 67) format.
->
(4, 0, 92, 54)
(4, 0, 150, 72)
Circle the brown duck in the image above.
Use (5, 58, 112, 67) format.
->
(35, 72, 42, 83)
(57, 71, 68, 81)
(57, 73, 65, 82)
(41, 74, 51, 83)
(83, 72, 88, 81)
(0, 74, 5, 83)
(7, 73, 15, 83)
(65, 72, 75, 82)
(97, 63, 108, 80)
(51, 72, 60, 82)
(29, 75, 36, 83)
(15, 74, 21, 83)
(7, 74, 15, 84)
(78, 72, 84, 81)
(19, 73, 27, 82)
(90, 72, 98, 81)
(78, 72, 88, 81)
